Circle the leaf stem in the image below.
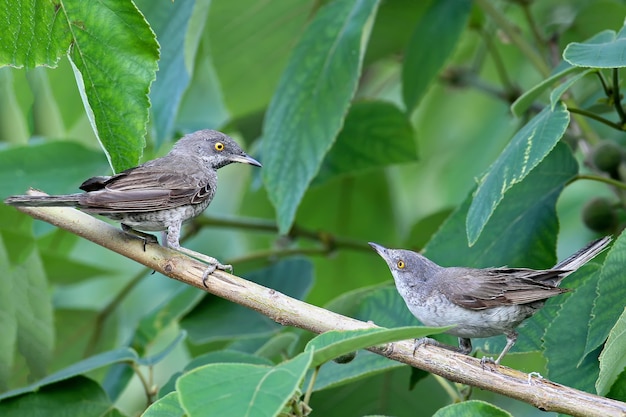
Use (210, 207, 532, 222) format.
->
(567, 107, 624, 131)
(569, 174, 626, 190)
(303, 366, 320, 405)
(612, 68, 626, 125)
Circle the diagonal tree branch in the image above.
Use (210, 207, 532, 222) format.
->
(8, 192, 626, 417)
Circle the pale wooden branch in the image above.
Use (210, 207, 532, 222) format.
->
(9, 195, 626, 417)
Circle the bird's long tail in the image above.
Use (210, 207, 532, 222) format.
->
(555, 236, 612, 274)
(4, 193, 83, 207)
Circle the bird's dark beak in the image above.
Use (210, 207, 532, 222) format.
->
(231, 154, 262, 167)
(368, 242, 388, 256)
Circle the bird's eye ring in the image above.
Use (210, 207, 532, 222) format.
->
(397, 260, 405, 269)
(215, 142, 225, 151)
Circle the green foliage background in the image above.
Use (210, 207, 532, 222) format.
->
(1, 0, 626, 416)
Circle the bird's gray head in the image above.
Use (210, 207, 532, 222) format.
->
(172, 130, 262, 169)
(369, 242, 441, 285)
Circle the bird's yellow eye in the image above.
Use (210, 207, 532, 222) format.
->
(397, 260, 405, 269)
(215, 142, 225, 151)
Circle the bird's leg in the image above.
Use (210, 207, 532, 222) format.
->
(121, 224, 158, 251)
(413, 337, 473, 356)
(481, 331, 517, 366)
(165, 224, 233, 287)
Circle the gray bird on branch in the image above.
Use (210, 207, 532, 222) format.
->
(5, 129, 261, 281)
(369, 237, 611, 364)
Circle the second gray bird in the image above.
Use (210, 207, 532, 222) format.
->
(5, 129, 261, 277)
(369, 237, 611, 364)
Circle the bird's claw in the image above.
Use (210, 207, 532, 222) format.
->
(480, 356, 497, 370)
(412, 337, 432, 356)
(201, 263, 233, 287)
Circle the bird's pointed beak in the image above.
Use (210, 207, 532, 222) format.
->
(231, 153, 262, 167)
(368, 242, 388, 257)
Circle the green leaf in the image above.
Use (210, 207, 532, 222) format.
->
(402, 0, 471, 113)
(466, 103, 570, 245)
(308, 350, 402, 392)
(597, 307, 626, 395)
(433, 400, 512, 417)
(606, 368, 626, 402)
(143, 392, 185, 417)
(63, 0, 159, 172)
(0, 0, 71, 68)
(585, 230, 626, 358)
(0, 347, 138, 400)
(134, 286, 204, 352)
(0, 376, 126, 417)
(305, 326, 450, 368)
(208, 0, 311, 119)
(137, 0, 195, 143)
(564, 29, 626, 68)
(12, 247, 54, 382)
(314, 100, 417, 185)
(159, 350, 273, 398)
(181, 258, 313, 344)
(511, 28, 616, 116)
(254, 332, 300, 360)
(549, 69, 596, 109)
(404, 208, 454, 251)
(544, 265, 601, 392)
(39, 252, 111, 284)
(262, 0, 380, 233)
(425, 143, 578, 355)
(511, 65, 582, 116)
(137, 331, 186, 367)
(0, 141, 109, 198)
(176, 350, 312, 417)
(0, 237, 17, 390)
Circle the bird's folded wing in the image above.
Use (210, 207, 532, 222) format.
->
(444, 268, 567, 309)
(78, 165, 211, 212)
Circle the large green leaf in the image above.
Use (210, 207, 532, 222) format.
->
(302, 326, 449, 392)
(402, 0, 471, 113)
(159, 350, 274, 398)
(0, 376, 126, 417)
(134, 286, 204, 352)
(63, 0, 159, 172)
(0, 348, 138, 400)
(143, 392, 185, 417)
(0, 0, 71, 68)
(305, 326, 449, 368)
(9, 245, 53, 383)
(564, 27, 626, 68)
(544, 264, 601, 392)
(511, 29, 615, 116)
(208, 0, 312, 119)
(262, 0, 380, 233)
(176, 350, 312, 417)
(314, 100, 417, 185)
(0, 141, 109, 199)
(466, 103, 570, 245)
(584, 231, 626, 359)
(433, 400, 512, 417)
(0, 237, 17, 390)
(137, 0, 195, 143)
(597, 307, 626, 396)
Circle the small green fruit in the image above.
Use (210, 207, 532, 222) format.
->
(592, 140, 623, 175)
(582, 197, 617, 233)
